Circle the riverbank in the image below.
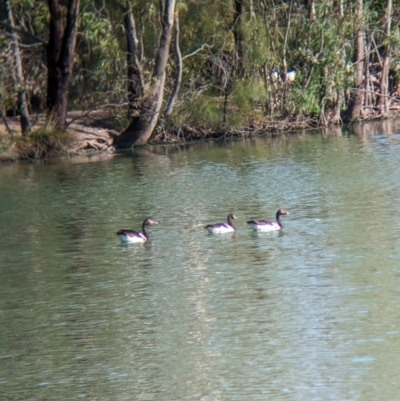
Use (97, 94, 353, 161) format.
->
(0, 109, 399, 162)
(0, 110, 119, 161)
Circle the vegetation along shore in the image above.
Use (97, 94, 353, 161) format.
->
(1, 0, 399, 161)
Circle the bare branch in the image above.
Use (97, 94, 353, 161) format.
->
(66, 102, 128, 126)
(182, 43, 213, 60)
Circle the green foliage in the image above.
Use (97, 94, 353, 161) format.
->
(173, 94, 224, 128)
(227, 80, 267, 125)
(2, 0, 399, 143)
(70, 3, 127, 108)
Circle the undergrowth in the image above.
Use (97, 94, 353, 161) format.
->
(14, 127, 75, 159)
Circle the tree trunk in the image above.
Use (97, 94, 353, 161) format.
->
(125, 0, 144, 116)
(249, 0, 255, 18)
(346, 0, 364, 121)
(364, 43, 373, 114)
(233, 0, 244, 76)
(114, 0, 176, 148)
(338, 0, 344, 17)
(329, 92, 342, 124)
(377, 0, 392, 114)
(304, 0, 316, 21)
(6, 0, 31, 135)
(46, 0, 80, 130)
(164, 12, 182, 117)
(221, 0, 245, 124)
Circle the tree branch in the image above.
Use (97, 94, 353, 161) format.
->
(182, 43, 213, 60)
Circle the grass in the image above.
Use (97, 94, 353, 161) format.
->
(18, 127, 75, 159)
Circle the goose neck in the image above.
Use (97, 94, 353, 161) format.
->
(276, 212, 283, 228)
(141, 221, 149, 239)
(227, 215, 236, 230)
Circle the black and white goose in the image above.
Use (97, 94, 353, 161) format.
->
(116, 218, 158, 243)
(205, 213, 237, 234)
(247, 209, 289, 232)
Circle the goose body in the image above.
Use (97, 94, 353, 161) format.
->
(205, 213, 237, 234)
(247, 209, 289, 232)
(116, 218, 158, 243)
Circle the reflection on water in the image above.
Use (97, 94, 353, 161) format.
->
(1, 120, 400, 400)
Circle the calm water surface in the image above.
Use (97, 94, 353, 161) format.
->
(1, 120, 400, 400)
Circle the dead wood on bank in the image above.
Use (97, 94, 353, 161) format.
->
(2, 107, 400, 161)
(153, 117, 319, 143)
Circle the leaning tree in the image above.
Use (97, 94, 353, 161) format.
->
(114, 0, 176, 148)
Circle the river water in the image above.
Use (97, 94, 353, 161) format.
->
(1, 120, 400, 400)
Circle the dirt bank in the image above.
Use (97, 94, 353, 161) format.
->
(0, 110, 118, 161)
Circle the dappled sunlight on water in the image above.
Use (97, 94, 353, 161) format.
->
(1, 120, 400, 400)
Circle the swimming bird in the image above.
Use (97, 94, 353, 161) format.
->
(116, 218, 158, 243)
(247, 209, 289, 232)
(205, 213, 237, 234)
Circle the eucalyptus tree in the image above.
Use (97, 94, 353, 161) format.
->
(124, 0, 144, 116)
(5, 0, 31, 134)
(346, 0, 365, 121)
(46, 0, 80, 130)
(292, 0, 354, 123)
(377, 0, 393, 114)
(163, 11, 182, 118)
(114, 0, 176, 147)
(0, 0, 47, 126)
(345, 0, 399, 120)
